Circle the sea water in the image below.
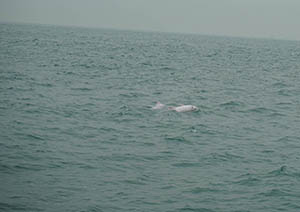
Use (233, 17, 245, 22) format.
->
(1, 23, 300, 212)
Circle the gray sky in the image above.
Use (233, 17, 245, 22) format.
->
(1, 0, 300, 40)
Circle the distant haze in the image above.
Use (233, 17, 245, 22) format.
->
(1, 0, 300, 41)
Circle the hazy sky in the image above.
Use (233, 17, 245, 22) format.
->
(1, 0, 300, 40)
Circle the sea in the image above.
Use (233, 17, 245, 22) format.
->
(0, 23, 300, 212)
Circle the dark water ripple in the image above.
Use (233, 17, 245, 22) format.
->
(1, 23, 300, 212)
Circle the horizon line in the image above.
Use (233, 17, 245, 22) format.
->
(1, 20, 299, 43)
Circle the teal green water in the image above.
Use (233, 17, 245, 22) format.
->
(1, 23, 300, 212)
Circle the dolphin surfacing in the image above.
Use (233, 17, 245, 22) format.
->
(168, 105, 198, 112)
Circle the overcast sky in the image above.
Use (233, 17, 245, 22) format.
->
(1, 0, 300, 40)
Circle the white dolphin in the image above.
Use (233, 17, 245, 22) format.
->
(152, 101, 165, 110)
(168, 105, 198, 112)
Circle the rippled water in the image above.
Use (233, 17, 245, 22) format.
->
(1, 23, 300, 212)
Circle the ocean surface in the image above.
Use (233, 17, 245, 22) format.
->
(1, 23, 300, 212)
